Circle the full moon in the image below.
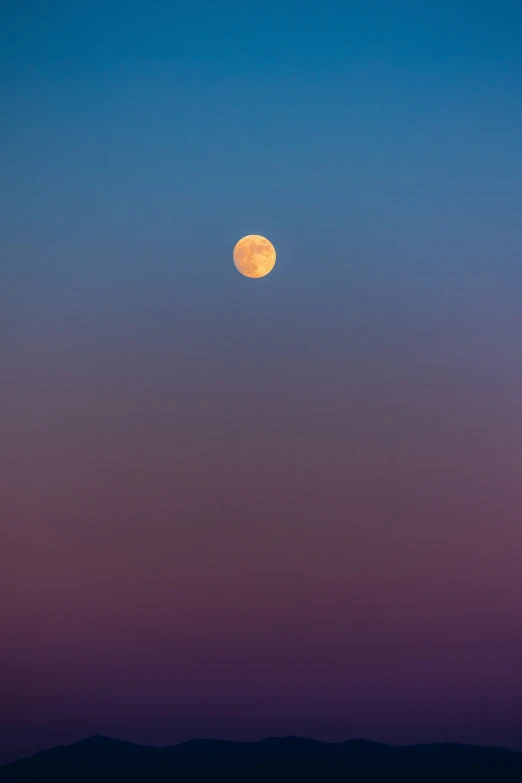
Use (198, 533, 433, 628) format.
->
(233, 235, 276, 278)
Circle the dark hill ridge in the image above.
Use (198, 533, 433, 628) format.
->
(1, 734, 521, 782)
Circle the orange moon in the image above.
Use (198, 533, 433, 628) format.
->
(233, 235, 276, 278)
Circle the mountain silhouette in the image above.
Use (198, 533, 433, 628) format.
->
(1, 734, 521, 782)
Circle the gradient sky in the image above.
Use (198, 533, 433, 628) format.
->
(2, 0, 522, 765)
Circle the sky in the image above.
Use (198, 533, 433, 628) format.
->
(1, 0, 522, 765)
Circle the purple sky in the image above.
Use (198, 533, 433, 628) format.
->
(2, 0, 522, 765)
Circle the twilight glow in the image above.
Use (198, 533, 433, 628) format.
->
(1, 0, 522, 767)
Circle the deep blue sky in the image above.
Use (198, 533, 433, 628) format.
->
(2, 0, 522, 765)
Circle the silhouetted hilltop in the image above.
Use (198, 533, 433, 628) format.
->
(1, 734, 521, 782)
